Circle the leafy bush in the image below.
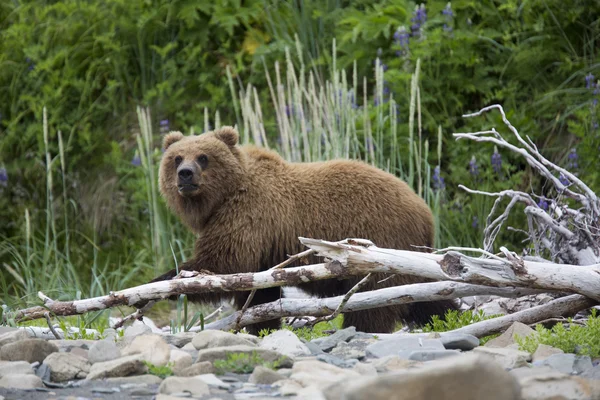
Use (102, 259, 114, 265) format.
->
(516, 309, 600, 358)
(213, 351, 283, 375)
(258, 314, 344, 341)
(144, 361, 174, 379)
(422, 309, 500, 344)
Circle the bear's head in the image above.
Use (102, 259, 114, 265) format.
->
(158, 127, 246, 231)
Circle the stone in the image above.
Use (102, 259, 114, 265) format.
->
(531, 344, 564, 362)
(514, 367, 600, 400)
(302, 339, 325, 355)
(163, 332, 196, 348)
(237, 333, 261, 345)
(398, 349, 461, 362)
(88, 339, 122, 364)
(371, 355, 420, 373)
(0, 361, 34, 377)
(472, 346, 531, 369)
(317, 327, 357, 352)
(192, 330, 256, 350)
(195, 345, 293, 368)
(104, 374, 163, 385)
(158, 376, 210, 397)
(249, 365, 285, 384)
(124, 321, 153, 338)
(316, 353, 358, 368)
(0, 374, 44, 389)
(533, 353, 594, 375)
(582, 365, 600, 380)
(274, 378, 304, 396)
(277, 368, 293, 378)
(52, 339, 96, 352)
(35, 363, 51, 381)
(289, 360, 360, 389)
(259, 330, 311, 358)
(123, 334, 171, 367)
(176, 360, 214, 377)
(0, 330, 29, 348)
(439, 333, 480, 351)
(330, 339, 374, 360)
(169, 349, 193, 374)
(352, 362, 378, 376)
(43, 352, 91, 381)
(366, 336, 444, 359)
(485, 321, 536, 348)
(0, 339, 58, 363)
(323, 353, 521, 400)
(86, 354, 147, 380)
(195, 373, 230, 389)
(69, 346, 89, 360)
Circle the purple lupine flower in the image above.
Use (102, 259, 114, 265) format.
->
(0, 167, 7, 187)
(285, 105, 292, 118)
(25, 57, 35, 71)
(586, 73, 596, 90)
(468, 156, 479, 176)
(411, 4, 427, 37)
(567, 148, 579, 169)
(559, 172, 570, 186)
(442, 2, 453, 33)
(537, 198, 549, 211)
(394, 26, 410, 57)
(131, 154, 141, 167)
(491, 147, 502, 174)
(159, 119, 170, 134)
(472, 216, 478, 228)
(432, 165, 445, 191)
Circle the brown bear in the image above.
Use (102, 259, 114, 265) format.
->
(150, 126, 456, 334)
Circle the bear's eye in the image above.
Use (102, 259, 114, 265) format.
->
(197, 154, 208, 169)
(174, 156, 182, 166)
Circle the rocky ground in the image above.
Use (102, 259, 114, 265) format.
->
(0, 316, 598, 400)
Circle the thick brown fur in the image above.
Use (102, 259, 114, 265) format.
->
(153, 127, 457, 334)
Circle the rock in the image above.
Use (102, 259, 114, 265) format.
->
(316, 354, 358, 368)
(274, 378, 305, 396)
(69, 347, 89, 360)
(531, 344, 564, 362)
(176, 361, 214, 377)
(440, 333, 479, 351)
(52, 339, 96, 352)
(582, 365, 600, 380)
(124, 321, 153, 338)
(0, 330, 29, 348)
(158, 376, 210, 397)
(513, 367, 600, 400)
(169, 349, 193, 374)
(237, 333, 261, 345)
(323, 354, 521, 400)
(43, 352, 91, 381)
(398, 349, 461, 362)
(104, 374, 163, 385)
(371, 356, 420, 373)
(163, 332, 196, 348)
(0, 339, 58, 363)
(289, 360, 360, 389)
(249, 365, 285, 384)
(195, 373, 230, 389)
(192, 330, 256, 350)
(330, 339, 374, 360)
(0, 361, 34, 377)
(485, 321, 536, 348)
(472, 346, 531, 369)
(366, 336, 444, 359)
(123, 334, 171, 367)
(533, 353, 594, 375)
(259, 330, 311, 358)
(317, 327, 357, 352)
(302, 339, 325, 355)
(0, 374, 44, 389)
(352, 362, 378, 376)
(35, 363, 51, 381)
(86, 354, 147, 380)
(88, 339, 122, 364)
(195, 345, 293, 368)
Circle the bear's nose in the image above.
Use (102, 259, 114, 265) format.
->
(178, 168, 194, 182)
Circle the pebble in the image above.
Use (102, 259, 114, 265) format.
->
(439, 333, 480, 351)
(158, 376, 211, 397)
(259, 330, 311, 357)
(88, 339, 121, 364)
(316, 327, 356, 352)
(86, 354, 147, 380)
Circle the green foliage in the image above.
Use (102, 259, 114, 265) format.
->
(422, 309, 500, 344)
(516, 310, 600, 358)
(258, 315, 344, 341)
(213, 351, 283, 375)
(170, 294, 204, 334)
(144, 361, 174, 379)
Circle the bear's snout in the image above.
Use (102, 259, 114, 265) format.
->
(176, 162, 200, 195)
(178, 167, 194, 182)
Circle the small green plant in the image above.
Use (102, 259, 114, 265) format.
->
(170, 294, 204, 334)
(516, 310, 600, 358)
(256, 315, 343, 341)
(213, 351, 283, 375)
(422, 309, 501, 344)
(144, 361, 174, 379)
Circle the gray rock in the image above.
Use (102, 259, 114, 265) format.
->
(531, 344, 564, 362)
(192, 330, 256, 350)
(0, 374, 44, 389)
(43, 352, 90, 381)
(176, 360, 214, 377)
(0, 339, 58, 363)
(289, 360, 360, 389)
(513, 367, 600, 400)
(0, 330, 29, 348)
(323, 353, 521, 400)
(533, 353, 594, 375)
(195, 373, 230, 389)
(330, 340, 374, 360)
(122, 334, 171, 367)
(440, 333, 479, 351)
(317, 327, 357, 352)
(237, 333, 261, 345)
(52, 339, 96, 352)
(581, 365, 600, 380)
(398, 349, 461, 362)
(0, 361, 34, 377)
(316, 354, 358, 368)
(366, 336, 444, 359)
(88, 339, 121, 364)
(302, 339, 325, 355)
(158, 376, 210, 397)
(259, 330, 310, 358)
(163, 332, 196, 348)
(352, 362, 378, 376)
(86, 354, 147, 380)
(472, 347, 531, 369)
(35, 362, 51, 381)
(485, 321, 535, 348)
(104, 374, 163, 385)
(195, 345, 293, 368)
(124, 321, 153, 338)
(371, 355, 421, 373)
(249, 365, 284, 384)
(169, 349, 193, 374)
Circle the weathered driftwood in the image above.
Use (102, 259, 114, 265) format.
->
(449, 294, 596, 338)
(300, 238, 600, 301)
(202, 281, 545, 332)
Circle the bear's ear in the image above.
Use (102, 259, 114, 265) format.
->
(214, 126, 239, 147)
(163, 131, 184, 150)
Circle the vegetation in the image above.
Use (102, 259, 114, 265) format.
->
(213, 351, 284, 374)
(144, 361, 175, 379)
(1, 0, 599, 333)
(516, 310, 600, 358)
(258, 315, 344, 341)
(422, 309, 500, 344)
